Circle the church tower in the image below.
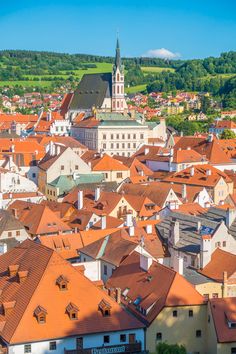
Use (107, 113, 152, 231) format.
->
(112, 39, 127, 113)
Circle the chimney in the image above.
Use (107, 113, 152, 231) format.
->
(222, 271, 228, 298)
(182, 184, 187, 199)
(129, 226, 135, 237)
(49, 141, 54, 156)
(200, 234, 212, 269)
(8, 264, 19, 277)
(77, 190, 83, 210)
(171, 220, 180, 246)
(56, 145, 61, 155)
(173, 255, 184, 275)
(197, 221, 201, 232)
(206, 169, 211, 176)
(17, 270, 28, 284)
(140, 254, 153, 272)
(225, 207, 236, 228)
(95, 187, 101, 202)
(145, 224, 152, 234)
(101, 215, 106, 230)
(115, 288, 121, 304)
(190, 167, 194, 177)
(126, 212, 133, 227)
(144, 147, 149, 155)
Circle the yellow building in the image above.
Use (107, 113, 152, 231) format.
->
(106, 251, 207, 354)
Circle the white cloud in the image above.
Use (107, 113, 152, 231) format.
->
(142, 48, 181, 59)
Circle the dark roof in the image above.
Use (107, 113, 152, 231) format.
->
(69, 73, 112, 110)
(0, 210, 25, 235)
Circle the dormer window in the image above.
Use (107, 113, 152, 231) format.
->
(98, 299, 111, 317)
(34, 305, 47, 324)
(225, 311, 236, 328)
(56, 275, 69, 291)
(66, 302, 79, 320)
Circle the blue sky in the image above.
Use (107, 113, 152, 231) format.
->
(0, 0, 235, 59)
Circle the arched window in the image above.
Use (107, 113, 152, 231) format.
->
(117, 101, 119, 108)
(113, 86, 115, 95)
(121, 86, 123, 94)
(117, 73, 120, 81)
(117, 85, 120, 94)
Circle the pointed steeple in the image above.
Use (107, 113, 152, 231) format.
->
(115, 38, 121, 70)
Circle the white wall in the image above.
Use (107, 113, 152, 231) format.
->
(8, 329, 144, 354)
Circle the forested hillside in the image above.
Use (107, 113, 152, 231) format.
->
(0, 50, 235, 108)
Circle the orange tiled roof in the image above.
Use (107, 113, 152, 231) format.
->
(198, 248, 236, 282)
(163, 164, 233, 188)
(0, 240, 143, 344)
(210, 297, 236, 343)
(106, 252, 204, 325)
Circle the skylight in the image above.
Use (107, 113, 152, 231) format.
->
(122, 288, 130, 297)
(133, 296, 142, 306)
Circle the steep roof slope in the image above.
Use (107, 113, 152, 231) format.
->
(0, 240, 143, 344)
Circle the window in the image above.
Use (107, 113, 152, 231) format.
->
(32, 173, 36, 178)
(196, 330, 202, 338)
(105, 173, 108, 178)
(117, 173, 123, 178)
(16, 231, 20, 236)
(156, 332, 162, 341)
(103, 134, 106, 140)
(133, 143, 136, 148)
(203, 294, 209, 301)
(49, 342, 57, 351)
(8, 232, 12, 237)
(173, 310, 177, 317)
(120, 334, 126, 343)
(117, 101, 120, 108)
(111, 134, 114, 140)
(128, 134, 131, 139)
(212, 293, 218, 298)
(38, 315, 46, 324)
(61, 165, 64, 170)
(75, 165, 78, 170)
(111, 143, 114, 149)
(133, 134, 136, 139)
(103, 144, 106, 149)
(140, 134, 144, 139)
(128, 143, 130, 148)
(231, 348, 236, 353)
(189, 310, 193, 317)
(24, 344, 31, 353)
(223, 241, 226, 247)
(104, 335, 110, 344)
(116, 143, 119, 148)
(104, 265, 107, 275)
(122, 143, 125, 149)
(122, 134, 125, 139)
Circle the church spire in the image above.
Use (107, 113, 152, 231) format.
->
(115, 37, 121, 70)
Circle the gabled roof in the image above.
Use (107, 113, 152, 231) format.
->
(210, 297, 236, 343)
(172, 148, 207, 164)
(198, 248, 236, 282)
(174, 136, 232, 164)
(0, 240, 143, 344)
(0, 210, 26, 235)
(106, 252, 204, 325)
(91, 154, 129, 172)
(69, 73, 112, 110)
(163, 164, 233, 188)
(8, 201, 71, 236)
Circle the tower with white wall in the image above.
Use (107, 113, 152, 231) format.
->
(112, 39, 127, 113)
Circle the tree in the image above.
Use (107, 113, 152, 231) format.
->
(220, 129, 236, 139)
(156, 342, 187, 354)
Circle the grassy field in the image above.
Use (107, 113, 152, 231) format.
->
(0, 80, 51, 87)
(125, 84, 147, 94)
(141, 66, 175, 73)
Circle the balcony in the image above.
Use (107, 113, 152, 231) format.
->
(65, 342, 142, 354)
